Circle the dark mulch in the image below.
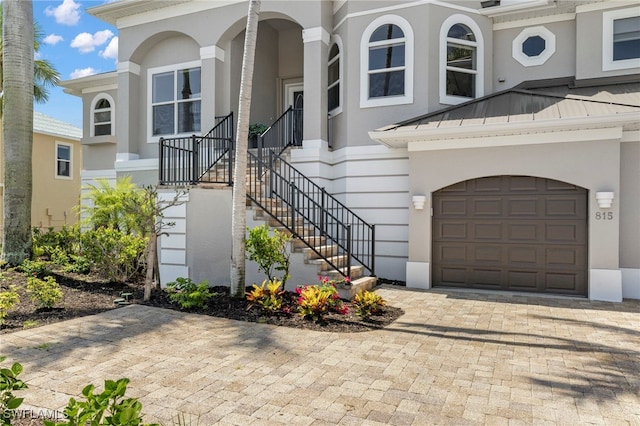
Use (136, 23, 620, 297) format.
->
(2, 268, 403, 335)
(144, 285, 404, 333)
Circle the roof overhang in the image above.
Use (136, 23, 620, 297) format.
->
(61, 72, 118, 97)
(369, 113, 639, 150)
(87, 0, 189, 26)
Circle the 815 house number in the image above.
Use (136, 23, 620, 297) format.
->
(595, 212, 613, 220)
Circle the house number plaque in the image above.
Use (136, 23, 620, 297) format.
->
(595, 212, 614, 220)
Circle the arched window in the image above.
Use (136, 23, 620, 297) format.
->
(90, 94, 115, 137)
(440, 15, 484, 105)
(361, 15, 413, 108)
(328, 39, 342, 114)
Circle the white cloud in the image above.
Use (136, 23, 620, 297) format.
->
(43, 34, 64, 46)
(99, 36, 118, 60)
(71, 30, 114, 54)
(45, 0, 82, 26)
(70, 67, 97, 79)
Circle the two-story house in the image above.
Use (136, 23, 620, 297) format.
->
(0, 112, 82, 234)
(62, 0, 639, 302)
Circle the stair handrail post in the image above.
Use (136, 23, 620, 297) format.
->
(371, 224, 376, 276)
(290, 178, 297, 235)
(191, 134, 198, 185)
(159, 137, 165, 184)
(269, 150, 274, 198)
(346, 224, 352, 279)
(257, 133, 264, 179)
(320, 187, 326, 237)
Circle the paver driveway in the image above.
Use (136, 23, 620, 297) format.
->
(1, 286, 639, 425)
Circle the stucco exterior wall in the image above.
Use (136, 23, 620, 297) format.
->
(576, 4, 640, 80)
(31, 134, 82, 229)
(620, 139, 640, 269)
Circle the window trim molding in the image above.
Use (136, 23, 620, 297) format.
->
(55, 141, 73, 180)
(360, 14, 414, 109)
(602, 7, 640, 71)
(512, 26, 556, 67)
(146, 60, 202, 143)
(439, 14, 484, 106)
(328, 35, 344, 117)
(90, 93, 115, 137)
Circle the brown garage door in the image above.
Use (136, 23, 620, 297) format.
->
(432, 176, 587, 296)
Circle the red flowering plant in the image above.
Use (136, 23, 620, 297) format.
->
(295, 277, 349, 321)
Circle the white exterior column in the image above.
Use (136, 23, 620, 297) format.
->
(302, 27, 330, 150)
(116, 61, 141, 161)
(200, 45, 225, 130)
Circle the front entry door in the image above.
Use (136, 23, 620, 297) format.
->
(284, 82, 303, 144)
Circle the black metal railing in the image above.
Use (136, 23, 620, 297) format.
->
(159, 112, 234, 185)
(247, 149, 375, 279)
(254, 106, 303, 177)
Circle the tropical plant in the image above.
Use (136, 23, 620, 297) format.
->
(1, 0, 35, 266)
(80, 228, 147, 282)
(0, 356, 27, 425)
(166, 278, 216, 310)
(295, 281, 348, 321)
(245, 225, 291, 287)
(0, 289, 19, 326)
(44, 378, 158, 426)
(18, 259, 51, 279)
(353, 290, 386, 319)
(231, 0, 262, 298)
(246, 279, 286, 314)
(0, 4, 61, 105)
(26, 276, 63, 309)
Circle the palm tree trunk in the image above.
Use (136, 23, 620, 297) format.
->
(230, 0, 261, 298)
(2, 0, 34, 264)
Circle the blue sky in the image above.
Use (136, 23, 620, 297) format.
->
(33, 0, 117, 128)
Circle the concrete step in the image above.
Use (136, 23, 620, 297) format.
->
(301, 244, 339, 260)
(334, 276, 378, 300)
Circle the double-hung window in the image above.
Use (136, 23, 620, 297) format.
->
(149, 62, 201, 139)
(56, 142, 72, 179)
(439, 15, 484, 105)
(360, 15, 413, 108)
(603, 8, 640, 71)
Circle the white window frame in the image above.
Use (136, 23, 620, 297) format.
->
(90, 93, 115, 137)
(360, 15, 414, 108)
(147, 60, 202, 143)
(55, 141, 72, 180)
(603, 8, 640, 71)
(439, 14, 484, 106)
(512, 26, 556, 67)
(328, 35, 344, 117)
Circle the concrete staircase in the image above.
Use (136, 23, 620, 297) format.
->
(202, 150, 377, 299)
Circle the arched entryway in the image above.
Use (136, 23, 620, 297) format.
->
(432, 175, 588, 296)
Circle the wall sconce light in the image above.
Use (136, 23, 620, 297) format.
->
(412, 195, 427, 210)
(596, 191, 614, 209)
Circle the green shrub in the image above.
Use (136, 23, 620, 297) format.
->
(49, 246, 70, 266)
(245, 225, 291, 287)
(0, 289, 19, 326)
(0, 356, 28, 424)
(32, 226, 80, 261)
(353, 290, 386, 319)
(166, 278, 216, 310)
(62, 255, 92, 275)
(44, 378, 158, 426)
(26, 276, 63, 309)
(18, 259, 51, 279)
(295, 282, 348, 321)
(80, 228, 147, 282)
(246, 279, 285, 314)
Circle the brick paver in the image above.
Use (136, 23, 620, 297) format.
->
(1, 286, 639, 424)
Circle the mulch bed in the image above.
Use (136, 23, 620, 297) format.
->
(1, 269, 404, 335)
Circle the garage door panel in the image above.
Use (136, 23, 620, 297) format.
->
(433, 176, 587, 296)
(473, 223, 502, 240)
(506, 270, 539, 289)
(507, 198, 540, 216)
(472, 269, 503, 287)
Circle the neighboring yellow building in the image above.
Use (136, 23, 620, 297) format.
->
(0, 111, 82, 233)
